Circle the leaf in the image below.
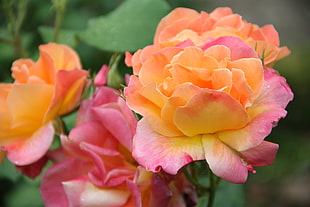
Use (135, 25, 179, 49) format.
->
(0, 158, 20, 182)
(5, 177, 43, 207)
(38, 26, 79, 47)
(81, 0, 171, 52)
(62, 110, 78, 132)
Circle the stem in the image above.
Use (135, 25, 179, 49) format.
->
(182, 166, 200, 187)
(2, 0, 29, 57)
(52, 0, 67, 42)
(207, 171, 217, 207)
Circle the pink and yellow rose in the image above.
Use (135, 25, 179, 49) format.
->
(0, 43, 88, 166)
(125, 36, 293, 183)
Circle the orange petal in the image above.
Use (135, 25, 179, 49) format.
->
(154, 7, 199, 44)
(125, 76, 182, 137)
(172, 46, 219, 70)
(52, 69, 88, 116)
(139, 47, 182, 85)
(210, 7, 233, 19)
(11, 59, 34, 83)
(211, 69, 232, 92)
(227, 58, 263, 98)
(140, 82, 167, 109)
(261, 24, 280, 46)
(0, 84, 11, 112)
(174, 89, 249, 137)
(204, 45, 231, 64)
(161, 83, 201, 127)
(214, 14, 243, 29)
(168, 63, 212, 89)
(7, 84, 54, 127)
(39, 43, 82, 72)
(230, 68, 253, 107)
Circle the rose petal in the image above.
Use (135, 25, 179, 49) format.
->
(125, 76, 183, 137)
(61, 120, 117, 159)
(139, 47, 182, 85)
(174, 89, 249, 137)
(240, 141, 278, 166)
(5, 122, 54, 165)
(63, 180, 130, 207)
(94, 65, 109, 86)
(202, 36, 258, 60)
(7, 84, 54, 128)
(154, 8, 199, 45)
(52, 69, 88, 116)
(228, 58, 264, 98)
(202, 134, 248, 183)
(92, 106, 134, 151)
(133, 118, 204, 175)
(40, 158, 93, 207)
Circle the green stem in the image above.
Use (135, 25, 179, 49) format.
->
(182, 166, 200, 187)
(52, 0, 67, 42)
(207, 171, 217, 207)
(2, 0, 29, 57)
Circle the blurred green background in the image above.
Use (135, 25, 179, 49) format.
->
(0, 0, 309, 206)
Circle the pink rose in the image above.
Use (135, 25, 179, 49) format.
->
(41, 67, 194, 206)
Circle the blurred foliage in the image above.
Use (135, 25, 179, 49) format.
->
(0, 0, 309, 207)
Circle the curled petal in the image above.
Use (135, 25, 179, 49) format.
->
(240, 141, 278, 167)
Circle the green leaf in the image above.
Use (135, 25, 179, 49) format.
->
(81, 0, 171, 52)
(5, 177, 43, 207)
(0, 159, 20, 182)
(214, 181, 245, 207)
(38, 26, 79, 47)
(62, 110, 78, 132)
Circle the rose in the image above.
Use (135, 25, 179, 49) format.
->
(125, 7, 290, 74)
(125, 36, 293, 183)
(0, 43, 88, 166)
(154, 7, 290, 66)
(40, 69, 195, 206)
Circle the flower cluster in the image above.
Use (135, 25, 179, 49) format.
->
(0, 7, 293, 206)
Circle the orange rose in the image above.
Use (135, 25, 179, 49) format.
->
(0, 43, 88, 166)
(126, 7, 290, 71)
